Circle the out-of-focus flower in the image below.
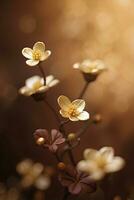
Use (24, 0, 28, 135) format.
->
(77, 147, 125, 181)
(73, 59, 106, 82)
(22, 41, 51, 66)
(58, 95, 89, 121)
(73, 59, 105, 74)
(34, 175, 50, 190)
(59, 165, 96, 195)
(34, 129, 65, 152)
(16, 159, 33, 175)
(19, 75, 59, 96)
(16, 159, 51, 190)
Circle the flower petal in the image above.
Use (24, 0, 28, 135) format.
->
(40, 50, 51, 61)
(35, 175, 50, 190)
(72, 99, 85, 112)
(60, 110, 69, 118)
(46, 75, 59, 87)
(69, 116, 79, 121)
(46, 75, 54, 85)
(37, 85, 49, 93)
(25, 76, 43, 89)
(90, 170, 105, 181)
(19, 86, 32, 96)
(22, 48, 33, 59)
(48, 79, 59, 87)
(77, 111, 89, 120)
(77, 160, 90, 172)
(84, 149, 98, 160)
(100, 147, 114, 161)
(69, 183, 82, 194)
(105, 157, 125, 173)
(26, 59, 39, 66)
(33, 42, 45, 52)
(58, 95, 71, 111)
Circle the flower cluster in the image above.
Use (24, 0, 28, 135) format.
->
(19, 41, 125, 199)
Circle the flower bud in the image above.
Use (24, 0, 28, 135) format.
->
(92, 114, 102, 124)
(36, 137, 45, 145)
(57, 162, 66, 170)
(67, 133, 76, 141)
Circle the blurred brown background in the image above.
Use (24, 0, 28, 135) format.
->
(1, 0, 134, 199)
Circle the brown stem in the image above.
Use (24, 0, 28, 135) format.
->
(79, 82, 89, 98)
(54, 152, 61, 162)
(59, 120, 70, 136)
(62, 188, 70, 200)
(38, 63, 46, 84)
(44, 99, 60, 124)
(77, 121, 90, 137)
(59, 120, 76, 166)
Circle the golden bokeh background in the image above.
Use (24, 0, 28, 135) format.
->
(1, 0, 134, 199)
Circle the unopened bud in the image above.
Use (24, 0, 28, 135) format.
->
(57, 162, 66, 170)
(92, 114, 102, 124)
(36, 137, 45, 145)
(67, 133, 76, 141)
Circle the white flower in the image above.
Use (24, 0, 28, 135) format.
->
(19, 75, 59, 96)
(73, 59, 106, 74)
(77, 147, 125, 180)
(22, 41, 51, 66)
(58, 95, 89, 121)
(35, 175, 51, 190)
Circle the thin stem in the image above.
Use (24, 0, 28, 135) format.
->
(54, 152, 61, 162)
(38, 63, 46, 84)
(77, 121, 90, 137)
(79, 81, 89, 98)
(59, 120, 70, 136)
(44, 99, 60, 124)
(62, 188, 70, 200)
(59, 120, 76, 166)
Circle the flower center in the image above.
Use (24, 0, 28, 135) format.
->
(68, 106, 78, 117)
(97, 158, 106, 169)
(33, 51, 41, 60)
(32, 81, 43, 90)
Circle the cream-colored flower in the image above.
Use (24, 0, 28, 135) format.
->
(73, 59, 106, 74)
(77, 147, 125, 180)
(22, 41, 51, 66)
(16, 159, 51, 190)
(19, 75, 59, 96)
(57, 95, 89, 121)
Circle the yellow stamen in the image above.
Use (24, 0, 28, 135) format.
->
(33, 51, 41, 60)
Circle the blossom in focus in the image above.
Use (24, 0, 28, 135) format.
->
(59, 165, 96, 195)
(19, 75, 59, 96)
(73, 59, 106, 74)
(16, 159, 51, 190)
(58, 95, 89, 121)
(77, 147, 125, 181)
(34, 129, 65, 152)
(22, 41, 51, 66)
